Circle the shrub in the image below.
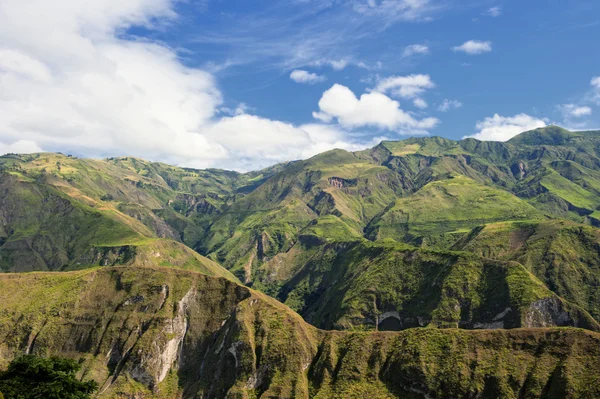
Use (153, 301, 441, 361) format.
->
(0, 355, 98, 399)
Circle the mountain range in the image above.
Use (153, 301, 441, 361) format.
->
(2, 126, 600, 398)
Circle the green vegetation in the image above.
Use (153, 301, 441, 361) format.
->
(3, 127, 600, 396)
(3, 127, 600, 334)
(271, 239, 598, 331)
(455, 220, 600, 321)
(539, 169, 599, 210)
(0, 355, 98, 399)
(366, 175, 542, 246)
(1, 267, 600, 398)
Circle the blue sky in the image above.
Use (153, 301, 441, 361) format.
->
(184, 0, 600, 136)
(1, 0, 599, 170)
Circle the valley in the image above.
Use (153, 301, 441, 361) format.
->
(3, 126, 600, 397)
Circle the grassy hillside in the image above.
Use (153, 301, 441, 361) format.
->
(0, 158, 236, 281)
(454, 220, 600, 321)
(0, 175, 148, 272)
(3, 127, 600, 336)
(3, 127, 600, 397)
(267, 238, 598, 332)
(199, 149, 401, 282)
(365, 175, 542, 247)
(0, 152, 284, 252)
(200, 126, 600, 288)
(1, 266, 600, 398)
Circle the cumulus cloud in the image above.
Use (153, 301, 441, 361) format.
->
(438, 99, 463, 112)
(205, 115, 370, 170)
(403, 44, 429, 57)
(0, 0, 378, 171)
(466, 114, 546, 141)
(592, 76, 600, 89)
(219, 103, 252, 116)
(453, 40, 492, 55)
(559, 104, 592, 118)
(313, 84, 439, 132)
(373, 74, 435, 99)
(0, 140, 44, 155)
(290, 69, 326, 84)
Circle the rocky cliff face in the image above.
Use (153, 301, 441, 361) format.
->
(1, 266, 600, 399)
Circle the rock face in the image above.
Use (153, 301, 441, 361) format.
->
(523, 297, 573, 328)
(130, 286, 194, 387)
(2, 266, 600, 399)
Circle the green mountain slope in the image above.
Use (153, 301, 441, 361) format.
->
(0, 155, 237, 281)
(268, 238, 598, 331)
(4, 127, 600, 397)
(365, 175, 542, 247)
(198, 148, 401, 282)
(2, 266, 600, 398)
(200, 127, 600, 281)
(454, 220, 600, 321)
(3, 127, 600, 333)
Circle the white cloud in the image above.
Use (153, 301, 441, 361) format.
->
(205, 115, 371, 169)
(453, 40, 492, 55)
(403, 44, 429, 57)
(373, 74, 435, 99)
(314, 84, 439, 132)
(0, 0, 380, 171)
(466, 113, 546, 141)
(559, 104, 592, 118)
(438, 99, 463, 112)
(485, 7, 502, 17)
(0, 140, 44, 155)
(592, 76, 600, 89)
(0, 49, 53, 83)
(413, 98, 428, 109)
(290, 69, 326, 84)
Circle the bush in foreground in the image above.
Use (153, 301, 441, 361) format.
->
(0, 355, 98, 399)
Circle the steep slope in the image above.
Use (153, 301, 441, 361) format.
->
(3, 127, 600, 334)
(2, 266, 600, 398)
(200, 149, 402, 282)
(200, 127, 600, 285)
(5, 128, 600, 278)
(454, 220, 600, 321)
(0, 153, 284, 251)
(365, 175, 542, 247)
(0, 174, 147, 272)
(0, 157, 236, 280)
(266, 237, 598, 331)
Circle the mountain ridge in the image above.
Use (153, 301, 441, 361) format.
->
(3, 127, 600, 332)
(3, 126, 600, 397)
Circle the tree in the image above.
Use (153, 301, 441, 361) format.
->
(0, 355, 98, 399)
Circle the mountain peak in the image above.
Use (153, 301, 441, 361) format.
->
(378, 136, 458, 157)
(508, 125, 579, 146)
